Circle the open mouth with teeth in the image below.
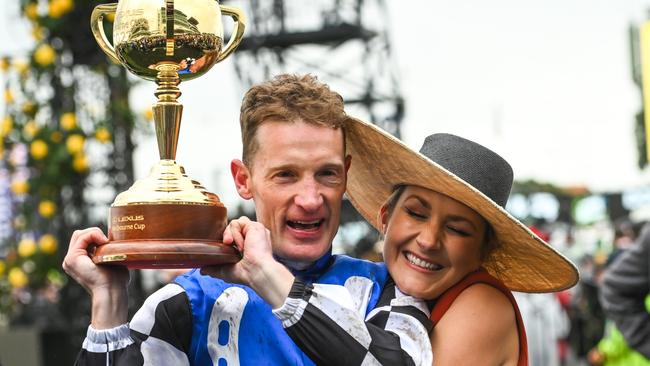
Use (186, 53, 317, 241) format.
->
(404, 252, 444, 271)
(287, 219, 324, 231)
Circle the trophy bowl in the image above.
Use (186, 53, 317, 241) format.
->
(89, 0, 245, 268)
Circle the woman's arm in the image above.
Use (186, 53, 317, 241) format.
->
(276, 277, 432, 365)
(430, 283, 519, 366)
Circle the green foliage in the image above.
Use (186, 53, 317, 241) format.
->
(0, 0, 145, 325)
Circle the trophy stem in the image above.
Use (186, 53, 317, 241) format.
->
(153, 63, 183, 160)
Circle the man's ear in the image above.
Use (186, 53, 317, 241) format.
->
(344, 154, 352, 174)
(231, 159, 253, 200)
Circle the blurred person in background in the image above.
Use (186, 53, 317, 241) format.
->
(515, 224, 570, 366)
(596, 222, 650, 364)
(514, 292, 570, 366)
(567, 254, 607, 363)
(587, 295, 650, 366)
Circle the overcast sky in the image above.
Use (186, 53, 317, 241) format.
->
(4, 1, 650, 210)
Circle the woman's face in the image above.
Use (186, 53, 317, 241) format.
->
(381, 185, 487, 299)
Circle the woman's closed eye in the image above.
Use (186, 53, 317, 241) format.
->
(405, 207, 428, 220)
(446, 225, 470, 237)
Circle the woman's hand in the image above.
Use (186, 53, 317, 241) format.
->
(201, 217, 294, 308)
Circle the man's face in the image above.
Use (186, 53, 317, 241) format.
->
(232, 120, 350, 264)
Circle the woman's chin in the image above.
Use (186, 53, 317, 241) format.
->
(397, 279, 445, 300)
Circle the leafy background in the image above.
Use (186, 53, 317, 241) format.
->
(0, 0, 151, 353)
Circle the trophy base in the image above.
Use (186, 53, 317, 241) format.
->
(91, 240, 240, 269)
(92, 201, 235, 269)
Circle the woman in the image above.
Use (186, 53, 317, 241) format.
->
(208, 117, 579, 365)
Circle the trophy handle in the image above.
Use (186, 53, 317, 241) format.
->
(217, 5, 247, 63)
(90, 3, 121, 65)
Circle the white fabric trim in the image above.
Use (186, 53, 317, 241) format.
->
(393, 286, 431, 316)
(130, 283, 184, 335)
(309, 282, 373, 348)
(360, 351, 383, 366)
(365, 305, 391, 320)
(207, 287, 249, 366)
(141, 335, 190, 366)
(273, 296, 308, 328)
(385, 311, 431, 365)
(82, 323, 134, 353)
(344, 276, 374, 316)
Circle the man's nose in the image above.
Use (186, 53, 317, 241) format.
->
(294, 180, 324, 212)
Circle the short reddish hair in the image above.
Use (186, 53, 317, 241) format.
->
(239, 74, 348, 165)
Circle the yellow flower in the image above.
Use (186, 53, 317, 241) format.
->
(10, 180, 29, 195)
(22, 101, 37, 115)
(23, 120, 39, 138)
(95, 127, 111, 143)
(30, 139, 48, 160)
(4, 89, 14, 104)
(72, 153, 88, 172)
(13, 60, 29, 75)
(0, 260, 5, 276)
(33, 44, 56, 67)
(143, 108, 153, 121)
(8, 267, 28, 288)
(25, 3, 39, 20)
(38, 234, 58, 254)
(48, 0, 73, 18)
(32, 26, 45, 41)
(60, 112, 76, 130)
(48, 1, 64, 18)
(66, 134, 85, 154)
(50, 131, 62, 143)
(38, 200, 56, 218)
(0, 58, 9, 72)
(18, 238, 37, 257)
(1, 116, 13, 136)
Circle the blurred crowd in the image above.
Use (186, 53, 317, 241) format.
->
(493, 219, 648, 366)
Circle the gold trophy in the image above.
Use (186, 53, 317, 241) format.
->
(89, 0, 245, 268)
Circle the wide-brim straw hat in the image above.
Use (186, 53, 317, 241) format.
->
(345, 117, 579, 293)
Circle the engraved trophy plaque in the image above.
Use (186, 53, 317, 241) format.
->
(90, 0, 245, 268)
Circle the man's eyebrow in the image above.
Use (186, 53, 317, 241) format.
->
(319, 162, 345, 171)
(268, 163, 296, 171)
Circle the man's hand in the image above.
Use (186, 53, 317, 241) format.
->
(202, 217, 293, 308)
(62, 227, 129, 328)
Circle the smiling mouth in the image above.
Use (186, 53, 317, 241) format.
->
(287, 219, 324, 231)
(405, 252, 444, 271)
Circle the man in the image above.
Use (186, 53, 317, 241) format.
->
(63, 74, 388, 364)
(600, 223, 650, 359)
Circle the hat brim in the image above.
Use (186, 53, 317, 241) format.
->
(345, 117, 579, 293)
